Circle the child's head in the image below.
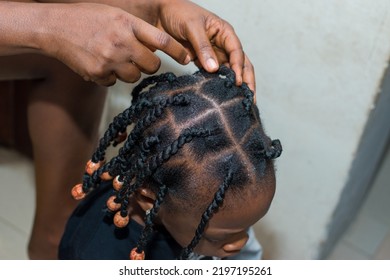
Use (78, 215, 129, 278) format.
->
(72, 66, 282, 260)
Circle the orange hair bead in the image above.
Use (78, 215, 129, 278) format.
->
(100, 171, 113, 181)
(113, 211, 129, 228)
(85, 159, 105, 176)
(106, 196, 121, 212)
(71, 183, 86, 200)
(113, 175, 123, 191)
(130, 248, 145, 260)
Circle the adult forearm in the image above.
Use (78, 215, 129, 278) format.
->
(0, 1, 48, 55)
(0, 0, 155, 55)
(34, 0, 162, 25)
(1, 0, 190, 85)
(0, 0, 163, 57)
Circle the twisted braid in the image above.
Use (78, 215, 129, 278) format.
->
(91, 98, 155, 163)
(179, 169, 233, 259)
(109, 128, 212, 224)
(110, 95, 188, 173)
(136, 184, 168, 254)
(81, 95, 190, 193)
(132, 72, 178, 101)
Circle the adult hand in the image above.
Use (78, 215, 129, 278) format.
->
(155, 0, 256, 93)
(39, 3, 190, 86)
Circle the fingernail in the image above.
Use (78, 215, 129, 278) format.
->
(206, 58, 218, 71)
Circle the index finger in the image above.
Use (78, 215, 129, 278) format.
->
(131, 20, 191, 65)
(212, 23, 246, 85)
(185, 23, 220, 72)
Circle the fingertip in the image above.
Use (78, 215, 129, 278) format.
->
(184, 54, 191, 65)
(235, 75, 243, 86)
(206, 57, 219, 72)
(174, 52, 191, 66)
(246, 81, 255, 93)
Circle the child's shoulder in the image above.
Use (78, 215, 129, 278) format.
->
(59, 181, 182, 260)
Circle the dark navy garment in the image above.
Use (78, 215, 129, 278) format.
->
(59, 181, 182, 260)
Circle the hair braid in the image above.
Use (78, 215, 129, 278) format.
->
(91, 99, 154, 163)
(80, 99, 161, 193)
(179, 169, 233, 260)
(114, 133, 159, 203)
(108, 128, 212, 227)
(241, 83, 254, 111)
(147, 127, 212, 172)
(110, 95, 188, 174)
(135, 184, 168, 254)
(132, 72, 178, 101)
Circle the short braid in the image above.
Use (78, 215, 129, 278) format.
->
(132, 72, 178, 101)
(264, 139, 283, 160)
(147, 128, 212, 172)
(241, 83, 254, 111)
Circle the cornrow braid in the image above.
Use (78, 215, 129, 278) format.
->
(71, 65, 282, 260)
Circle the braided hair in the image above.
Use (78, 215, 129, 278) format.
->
(71, 65, 282, 260)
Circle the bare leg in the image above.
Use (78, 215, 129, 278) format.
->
(0, 54, 107, 259)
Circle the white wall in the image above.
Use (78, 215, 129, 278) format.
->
(105, 0, 390, 259)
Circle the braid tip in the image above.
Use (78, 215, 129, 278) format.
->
(71, 183, 86, 200)
(130, 248, 145, 260)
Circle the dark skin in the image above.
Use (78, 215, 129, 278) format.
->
(0, 0, 255, 91)
(0, 0, 256, 259)
(133, 174, 275, 258)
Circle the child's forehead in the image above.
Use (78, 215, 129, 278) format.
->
(164, 173, 274, 213)
(165, 179, 274, 229)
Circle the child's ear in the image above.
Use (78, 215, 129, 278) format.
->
(135, 188, 156, 212)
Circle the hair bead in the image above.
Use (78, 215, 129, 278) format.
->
(106, 196, 121, 212)
(85, 159, 105, 176)
(130, 248, 145, 260)
(113, 175, 124, 191)
(100, 171, 113, 181)
(113, 211, 129, 228)
(71, 183, 86, 200)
